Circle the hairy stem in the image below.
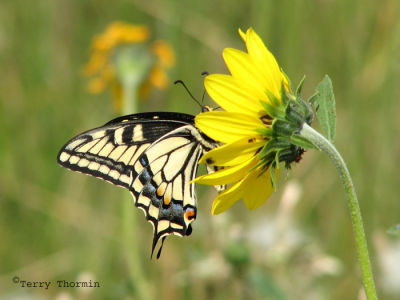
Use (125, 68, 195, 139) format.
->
(299, 123, 377, 300)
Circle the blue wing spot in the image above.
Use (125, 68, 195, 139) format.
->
(139, 156, 149, 167)
(139, 169, 151, 184)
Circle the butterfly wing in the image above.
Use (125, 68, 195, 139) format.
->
(57, 112, 195, 187)
(57, 112, 218, 257)
(130, 125, 208, 257)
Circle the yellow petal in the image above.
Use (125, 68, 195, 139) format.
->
(222, 48, 268, 96)
(87, 77, 107, 94)
(244, 28, 282, 97)
(211, 179, 246, 215)
(193, 156, 257, 185)
(87, 66, 114, 93)
(107, 22, 150, 44)
(198, 136, 264, 166)
(92, 34, 116, 52)
(152, 40, 175, 68)
(211, 166, 276, 214)
(205, 74, 268, 117)
(82, 52, 109, 76)
(149, 65, 168, 90)
(195, 111, 264, 144)
(120, 25, 150, 43)
(241, 166, 275, 210)
(238, 28, 246, 41)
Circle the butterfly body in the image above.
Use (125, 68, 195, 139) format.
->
(57, 112, 220, 257)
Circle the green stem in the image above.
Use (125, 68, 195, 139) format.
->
(121, 80, 153, 300)
(299, 123, 377, 300)
(122, 77, 139, 114)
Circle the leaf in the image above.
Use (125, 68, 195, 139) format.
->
(314, 75, 336, 143)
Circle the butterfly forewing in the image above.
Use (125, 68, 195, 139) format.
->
(58, 113, 194, 187)
(57, 112, 220, 257)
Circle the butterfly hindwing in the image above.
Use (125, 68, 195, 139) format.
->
(130, 125, 204, 257)
(57, 112, 219, 257)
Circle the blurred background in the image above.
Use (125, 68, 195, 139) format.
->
(1, 0, 400, 299)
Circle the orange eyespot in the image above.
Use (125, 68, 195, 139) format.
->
(184, 208, 196, 221)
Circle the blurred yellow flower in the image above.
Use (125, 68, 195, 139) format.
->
(83, 22, 175, 113)
(194, 28, 312, 215)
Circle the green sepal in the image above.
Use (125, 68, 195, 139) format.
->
(314, 75, 336, 143)
(285, 101, 305, 126)
(269, 161, 278, 191)
(273, 120, 297, 137)
(251, 157, 270, 173)
(260, 96, 285, 119)
(255, 127, 273, 138)
(290, 134, 317, 149)
(277, 146, 300, 168)
(274, 149, 281, 166)
(258, 137, 291, 163)
(260, 100, 285, 120)
(265, 89, 281, 108)
(296, 75, 306, 97)
(308, 91, 319, 106)
(280, 82, 291, 106)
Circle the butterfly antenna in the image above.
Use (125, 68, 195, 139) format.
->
(200, 71, 210, 106)
(174, 80, 202, 108)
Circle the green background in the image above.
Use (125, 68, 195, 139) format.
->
(1, 0, 399, 299)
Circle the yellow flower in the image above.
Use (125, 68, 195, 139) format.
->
(82, 22, 175, 113)
(194, 28, 313, 215)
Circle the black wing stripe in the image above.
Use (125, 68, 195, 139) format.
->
(64, 137, 90, 151)
(118, 145, 138, 165)
(182, 146, 202, 205)
(88, 136, 109, 154)
(163, 143, 195, 181)
(59, 150, 132, 187)
(172, 174, 183, 200)
(74, 138, 99, 153)
(97, 142, 115, 157)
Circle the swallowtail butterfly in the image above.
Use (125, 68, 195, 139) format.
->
(57, 111, 222, 258)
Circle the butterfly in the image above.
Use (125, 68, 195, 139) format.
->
(57, 111, 223, 258)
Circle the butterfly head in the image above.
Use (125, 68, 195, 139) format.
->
(201, 105, 213, 113)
